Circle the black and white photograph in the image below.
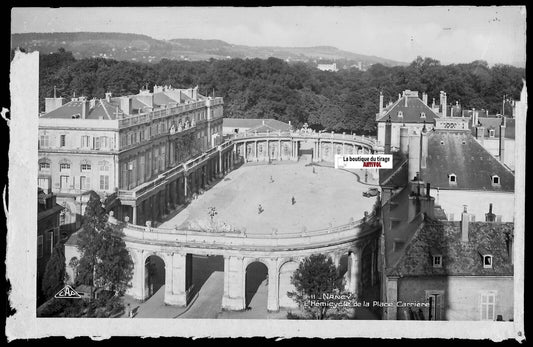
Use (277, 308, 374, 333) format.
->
(6, 6, 526, 340)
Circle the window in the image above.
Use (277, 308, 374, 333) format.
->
(60, 134, 66, 147)
(80, 176, 90, 190)
(483, 255, 493, 268)
(80, 164, 91, 172)
(489, 129, 495, 138)
(81, 135, 91, 148)
(37, 235, 43, 259)
(39, 162, 50, 170)
(48, 230, 54, 253)
(449, 173, 457, 184)
(38, 178, 50, 193)
(39, 135, 49, 148)
(60, 175, 69, 190)
(93, 136, 100, 150)
(426, 291, 444, 320)
(432, 255, 442, 268)
(492, 175, 500, 185)
(60, 163, 70, 171)
(100, 136, 108, 149)
(480, 291, 496, 320)
(99, 163, 110, 172)
(99, 175, 109, 190)
(420, 112, 426, 118)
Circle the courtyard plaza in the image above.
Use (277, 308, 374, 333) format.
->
(123, 161, 379, 319)
(159, 161, 378, 234)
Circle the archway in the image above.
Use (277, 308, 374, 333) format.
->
(338, 253, 350, 291)
(278, 261, 299, 309)
(245, 261, 268, 310)
(144, 255, 165, 300)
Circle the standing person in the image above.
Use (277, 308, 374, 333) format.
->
(291, 196, 296, 205)
(258, 204, 263, 214)
(125, 303, 131, 318)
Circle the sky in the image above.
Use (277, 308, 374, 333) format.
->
(11, 6, 527, 66)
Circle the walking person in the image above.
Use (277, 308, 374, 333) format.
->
(291, 196, 296, 205)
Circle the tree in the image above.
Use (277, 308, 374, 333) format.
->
(42, 243, 66, 299)
(76, 191, 133, 298)
(287, 254, 347, 320)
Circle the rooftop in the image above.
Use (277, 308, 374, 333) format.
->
(388, 219, 514, 277)
(377, 92, 440, 123)
(223, 118, 292, 132)
(421, 130, 514, 191)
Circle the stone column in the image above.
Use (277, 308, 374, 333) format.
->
(267, 260, 280, 312)
(348, 249, 362, 296)
(278, 140, 281, 160)
(132, 205, 137, 225)
(184, 174, 188, 198)
(244, 142, 247, 162)
(126, 249, 144, 300)
(254, 141, 258, 161)
(222, 256, 246, 310)
(385, 277, 399, 320)
(166, 252, 188, 306)
(330, 253, 341, 269)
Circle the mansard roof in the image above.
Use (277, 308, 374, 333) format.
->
(377, 95, 440, 123)
(421, 130, 514, 191)
(388, 218, 514, 277)
(41, 99, 118, 120)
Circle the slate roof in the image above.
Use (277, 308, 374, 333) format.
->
(223, 118, 292, 131)
(379, 151, 408, 188)
(153, 92, 178, 107)
(421, 130, 514, 191)
(42, 99, 118, 120)
(469, 117, 515, 139)
(388, 219, 514, 277)
(377, 95, 440, 123)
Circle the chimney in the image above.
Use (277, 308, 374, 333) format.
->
(262, 119, 265, 125)
(384, 116, 392, 154)
(426, 183, 431, 197)
(485, 203, 496, 222)
(442, 92, 447, 118)
(420, 123, 428, 170)
(105, 92, 112, 102)
(499, 121, 506, 163)
(432, 98, 436, 109)
(45, 97, 65, 113)
(461, 205, 470, 242)
(476, 125, 485, 143)
(408, 131, 421, 181)
(120, 96, 132, 116)
(398, 93, 401, 100)
(422, 92, 428, 105)
(379, 91, 384, 116)
(404, 94, 408, 107)
(400, 126, 409, 155)
(81, 99, 88, 119)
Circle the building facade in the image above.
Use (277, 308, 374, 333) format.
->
(38, 85, 224, 228)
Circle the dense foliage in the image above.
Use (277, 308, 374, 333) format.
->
(288, 253, 348, 319)
(41, 243, 66, 300)
(76, 191, 133, 297)
(39, 50, 525, 135)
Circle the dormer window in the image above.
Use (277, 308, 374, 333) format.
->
(432, 255, 443, 268)
(489, 129, 495, 138)
(420, 112, 426, 118)
(491, 175, 500, 186)
(448, 173, 457, 185)
(397, 111, 403, 118)
(483, 255, 493, 268)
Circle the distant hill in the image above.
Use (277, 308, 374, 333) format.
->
(11, 32, 407, 67)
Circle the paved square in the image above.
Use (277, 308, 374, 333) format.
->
(159, 163, 377, 235)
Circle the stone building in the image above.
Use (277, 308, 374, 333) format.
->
(38, 85, 224, 228)
(385, 211, 514, 321)
(375, 90, 442, 150)
(378, 106, 516, 320)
